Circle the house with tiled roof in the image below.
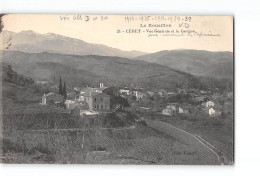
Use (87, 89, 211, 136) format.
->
(179, 106, 191, 114)
(201, 100, 215, 108)
(85, 92, 110, 111)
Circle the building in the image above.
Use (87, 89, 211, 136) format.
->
(85, 92, 110, 111)
(95, 83, 107, 93)
(77, 93, 86, 102)
(162, 103, 179, 115)
(80, 87, 95, 95)
(42, 93, 64, 105)
(206, 107, 221, 117)
(207, 107, 215, 116)
(65, 99, 76, 109)
(178, 106, 191, 114)
(166, 103, 178, 111)
(182, 107, 191, 114)
(162, 108, 174, 116)
(178, 107, 184, 114)
(80, 83, 107, 94)
(133, 90, 145, 99)
(65, 100, 89, 110)
(119, 89, 131, 95)
(201, 100, 215, 107)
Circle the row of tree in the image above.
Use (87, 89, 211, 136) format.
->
(59, 77, 67, 99)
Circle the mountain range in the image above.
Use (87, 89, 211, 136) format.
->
(134, 50, 233, 79)
(1, 30, 146, 58)
(1, 50, 209, 91)
(1, 30, 233, 80)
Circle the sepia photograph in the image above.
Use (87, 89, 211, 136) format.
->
(0, 14, 233, 165)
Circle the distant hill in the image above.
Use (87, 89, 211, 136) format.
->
(1, 30, 146, 58)
(2, 63, 34, 86)
(134, 50, 233, 79)
(1, 50, 213, 91)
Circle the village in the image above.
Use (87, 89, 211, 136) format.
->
(39, 77, 234, 125)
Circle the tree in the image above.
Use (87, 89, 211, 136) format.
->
(59, 77, 63, 95)
(132, 95, 137, 101)
(63, 82, 67, 99)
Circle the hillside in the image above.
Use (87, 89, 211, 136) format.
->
(1, 50, 209, 91)
(135, 50, 233, 79)
(2, 63, 34, 86)
(1, 30, 146, 58)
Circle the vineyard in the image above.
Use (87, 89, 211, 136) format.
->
(2, 122, 215, 164)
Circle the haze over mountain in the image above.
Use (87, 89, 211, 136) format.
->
(1, 30, 146, 58)
(135, 50, 233, 79)
(1, 50, 214, 91)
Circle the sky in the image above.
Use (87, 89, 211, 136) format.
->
(2, 14, 233, 53)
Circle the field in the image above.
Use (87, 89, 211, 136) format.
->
(2, 120, 217, 164)
(157, 113, 234, 163)
(1, 96, 217, 164)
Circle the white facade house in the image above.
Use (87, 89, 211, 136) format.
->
(208, 107, 215, 116)
(78, 95, 85, 101)
(162, 108, 174, 116)
(119, 89, 130, 95)
(179, 107, 184, 114)
(207, 107, 221, 117)
(202, 100, 215, 107)
(133, 90, 145, 99)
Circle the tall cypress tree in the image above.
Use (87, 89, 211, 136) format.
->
(63, 82, 67, 99)
(59, 77, 63, 95)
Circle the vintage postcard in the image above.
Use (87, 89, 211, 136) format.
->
(0, 14, 233, 165)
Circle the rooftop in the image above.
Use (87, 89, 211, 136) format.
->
(85, 92, 110, 98)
